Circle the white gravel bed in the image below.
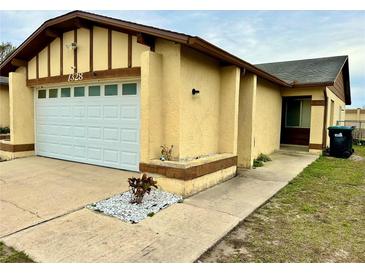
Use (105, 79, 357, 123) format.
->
(87, 189, 183, 223)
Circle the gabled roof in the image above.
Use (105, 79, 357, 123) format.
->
(0, 11, 352, 104)
(256, 55, 351, 104)
(0, 10, 290, 87)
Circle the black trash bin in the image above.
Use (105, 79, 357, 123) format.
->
(328, 126, 354, 158)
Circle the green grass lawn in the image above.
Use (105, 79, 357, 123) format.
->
(200, 145, 365, 263)
(0, 242, 33, 263)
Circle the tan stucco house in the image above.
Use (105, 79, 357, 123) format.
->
(0, 11, 351, 196)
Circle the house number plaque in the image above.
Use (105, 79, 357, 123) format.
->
(68, 72, 83, 82)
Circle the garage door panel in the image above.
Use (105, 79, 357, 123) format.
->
(87, 105, 102, 118)
(36, 83, 140, 171)
(87, 127, 103, 140)
(73, 146, 87, 159)
(103, 127, 120, 141)
(103, 105, 119, 119)
(103, 149, 119, 164)
(73, 126, 86, 138)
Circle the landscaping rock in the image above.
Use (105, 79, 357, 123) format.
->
(87, 189, 183, 223)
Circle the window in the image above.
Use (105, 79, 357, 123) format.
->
(74, 87, 85, 97)
(105, 84, 118, 96)
(285, 99, 311, 128)
(122, 83, 137, 95)
(38, 89, 46, 99)
(89, 86, 100, 96)
(61, 87, 71, 97)
(49, 89, 58, 98)
(286, 100, 301, 127)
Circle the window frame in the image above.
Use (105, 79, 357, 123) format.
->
(48, 88, 58, 99)
(285, 98, 311, 129)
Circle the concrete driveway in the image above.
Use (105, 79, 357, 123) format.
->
(0, 151, 318, 262)
(0, 156, 136, 238)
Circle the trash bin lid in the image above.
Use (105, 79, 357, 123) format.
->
(328, 126, 353, 131)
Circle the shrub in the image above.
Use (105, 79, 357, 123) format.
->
(253, 159, 264, 168)
(160, 145, 173, 161)
(128, 173, 158, 204)
(257, 153, 271, 162)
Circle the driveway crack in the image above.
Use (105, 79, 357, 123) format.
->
(0, 199, 42, 219)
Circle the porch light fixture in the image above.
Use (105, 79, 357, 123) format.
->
(66, 42, 77, 50)
(192, 88, 200, 95)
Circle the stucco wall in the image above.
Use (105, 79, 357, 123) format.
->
(93, 27, 108, 71)
(253, 78, 282, 158)
(281, 87, 325, 149)
(140, 51, 163, 162)
(38, 46, 48, 78)
(325, 87, 346, 146)
(237, 72, 257, 168)
(9, 67, 34, 145)
(50, 38, 61, 76)
(154, 39, 181, 159)
(77, 28, 90, 73)
(219, 66, 240, 155)
(0, 85, 10, 128)
(132, 36, 150, 67)
(179, 46, 221, 159)
(112, 30, 128, 69)
(28, 56, 36, 80)
(27, 26, 149, 81)
(63, 30, 74, 74)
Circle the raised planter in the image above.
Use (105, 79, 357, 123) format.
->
(140, 153, 237, 197)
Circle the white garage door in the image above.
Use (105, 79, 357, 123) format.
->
(35, 82, 140, 171)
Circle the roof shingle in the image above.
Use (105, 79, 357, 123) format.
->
(255, 55, 348, 85)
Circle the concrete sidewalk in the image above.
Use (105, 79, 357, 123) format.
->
(2, 151, 318, 262)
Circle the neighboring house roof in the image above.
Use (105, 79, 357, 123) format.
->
(0, 76, 9, 86)
(0, 10, 290, 87)
(256, 55, 351, 104)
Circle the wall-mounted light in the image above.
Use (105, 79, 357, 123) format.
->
(192, 88, 200, 96)
(66, 42, 77, 50)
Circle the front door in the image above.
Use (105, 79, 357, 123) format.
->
(281, 97, 311, 146)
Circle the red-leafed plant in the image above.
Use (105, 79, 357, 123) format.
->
(128, 173, 158, 204)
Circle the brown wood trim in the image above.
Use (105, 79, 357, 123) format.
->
(47, 45, 51, 77)
(108, 29, 112, 70)
(309, 143, 323, 150)
(27, 67, 141, 86)
(60, 34, 63, 75)
(0, 134, 10, 140)
(311, 100, 326, 106)
(11, 58, 27, 67)
(128, 34, 132, 68)
(322, 89, 328, 148)
(140, 156, 237, 181)
(0, 143, 34, 152)
(36, 54, 39, 79)
(74, 29, 77, 73)
(90, 27, 93, 72)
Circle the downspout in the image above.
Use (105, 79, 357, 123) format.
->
(322, 88, 328, 149)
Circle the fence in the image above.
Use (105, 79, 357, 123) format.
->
(336, 120, 365, 141)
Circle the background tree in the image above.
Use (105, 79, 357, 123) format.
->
(0, 42, 16, 64)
